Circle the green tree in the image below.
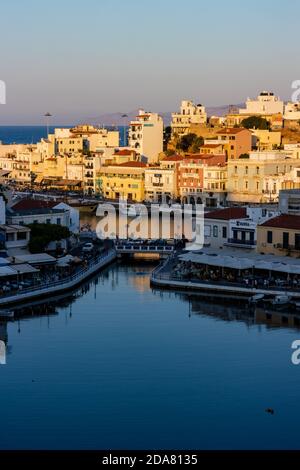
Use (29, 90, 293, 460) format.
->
(27, 223, 70, 253)
(241, 116, 270, 130)
(176, 133, 204, 153)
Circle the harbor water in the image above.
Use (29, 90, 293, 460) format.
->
(0, 259, 300, 449)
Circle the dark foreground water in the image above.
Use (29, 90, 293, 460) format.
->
(0, 262, 300, 450)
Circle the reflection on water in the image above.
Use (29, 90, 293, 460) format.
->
(1, 261, 300, 450)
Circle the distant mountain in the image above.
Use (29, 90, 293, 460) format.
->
(83, 104, 244, 127)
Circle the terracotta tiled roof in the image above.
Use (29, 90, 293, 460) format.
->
(114, 149, 134, 156)
(12, 199, 58, 211)
(161, 155, 184, 161)
(116, 161, 146, 168)
(259, 214, 300, 230)
(217, 128, 249, 135)
(205, 207, 247, 220)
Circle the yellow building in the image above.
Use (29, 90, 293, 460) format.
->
(257, 214, 300, 257)
(252, 129, 281, 150)
(96, 161, 146, 201)
(55, 136, 84, 155)
(87, 130, 119, 151)
(227, 151, 300, 203)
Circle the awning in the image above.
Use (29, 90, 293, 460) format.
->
(56, 254, 74, 267)
(179, 252, 253, 270)
(13, 253, 57, 265)
(180, 251, 300, 275)
(0, 170, 11, 177)
(10, 264, 39, 274)
(0, 266, 17, 277)
(34, 174, 44, 183)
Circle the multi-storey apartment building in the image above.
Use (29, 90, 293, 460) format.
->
(96, 161, 146, 201)
(144, 167, 178, 203)
(215, 128, 252, 160)
(239, 91, 284, 116)
(128, 109, 163, 164)
(227, 151, 300, 204)
(171, 100, 207, 138)
(178, 154, 227, 207)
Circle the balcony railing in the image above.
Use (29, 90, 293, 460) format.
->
(226, 238, 256, 246)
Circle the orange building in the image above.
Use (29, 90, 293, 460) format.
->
(215, 128, 252, 160)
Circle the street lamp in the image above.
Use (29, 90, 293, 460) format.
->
(121, 114, 128, 146)
(44, 112, 52, 137)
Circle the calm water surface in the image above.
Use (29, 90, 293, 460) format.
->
(0, 261, 300, 450)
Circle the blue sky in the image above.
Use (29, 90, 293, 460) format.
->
(0, 0, 299, 124)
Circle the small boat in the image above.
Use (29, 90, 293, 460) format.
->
(249, 293, 265, 304)
(271, 295, 291, 307)
(0, 310, 14, 319)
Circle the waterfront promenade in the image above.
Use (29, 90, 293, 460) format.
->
(0, 249, 116, 306)
(151, 255, 300, 301)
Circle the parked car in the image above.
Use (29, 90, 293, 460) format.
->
(82, 242, 94, 253)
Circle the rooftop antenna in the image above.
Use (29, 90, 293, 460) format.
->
(44, 112, 52, 137)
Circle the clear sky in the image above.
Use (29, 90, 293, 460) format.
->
(0, 0, 299, 124)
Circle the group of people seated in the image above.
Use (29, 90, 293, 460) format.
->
(171, 260, 300, 289)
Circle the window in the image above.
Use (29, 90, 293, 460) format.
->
(213, 225, 218, 237)
(256, 181, 259, 190)
(17, 232, 27, 240)
(245, 181, 248, 190)
(222, 226, 227, 238)
(245, 166, 248, 175)
(256, 166, 259, 175)
(46, 219, 51, 224)
(267, 231, 273, 244)
(57, 218, 61, 225)
(234, 166, 237, 174)
(283, 232, 289, 249)
(204, 225, 211, 237)
(295, 233, 300, 250)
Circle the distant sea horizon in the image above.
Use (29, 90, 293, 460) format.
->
(0, 125, 127, 146)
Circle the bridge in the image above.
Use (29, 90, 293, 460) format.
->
(115, 241, 176, 258)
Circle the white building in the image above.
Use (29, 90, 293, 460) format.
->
(144, 167, 177, 202)
(203, 207, 278, 250)
(0, 196, 5, 225)
(52, 202, 80, 233)
(239, 91, 284, 115)
(0, 224, 31, 252)
(284, 102, 300, 121)
(128, 109, 163, 164)
(87, 129, 119, 151)
(171, 100, 207, 137)
(279, 189, 300, 215)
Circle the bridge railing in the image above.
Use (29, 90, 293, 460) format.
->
(116, 244, 174, 252)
